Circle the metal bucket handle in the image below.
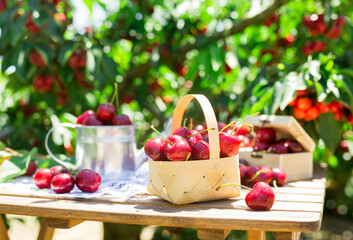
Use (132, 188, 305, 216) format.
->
(44, 123, 76, 169)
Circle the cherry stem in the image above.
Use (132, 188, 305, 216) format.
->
(230, 112, 260, 135)
(216, 183, 252, 191)
(219, 112, 259, 133)
(187, 128, 215, 138)
(150, 125, 172, 145)
(232, 124, 254, 135)
(183, 119, 187, 127)
(247, 169, 270, 182)
(185, 153, 191, 161)
(273, 180, 278, 189)
(115, 83, 119, 115)
(189, 118, 193, 130)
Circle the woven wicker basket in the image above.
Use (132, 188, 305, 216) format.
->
(148, 94, 240, 205)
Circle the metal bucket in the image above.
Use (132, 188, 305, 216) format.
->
(45, 123, 142, 180)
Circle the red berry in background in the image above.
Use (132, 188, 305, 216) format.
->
(293, 107, 305, 119)
(144, 138, 167, 161)
(224, 63, 232, 73)
(76, 110, 95, 124)
(256, 127, 276, 143)
(271, 168, 287, 187)
(267, 143, 288, 154)
(329, 101, 343, 113)
(304, 106, 319, 121)
(32, 75, 53, 93)
(78, 52, 87, 67)
(33, 168, 53, 189)
(69, 52, 80, 68)
(176, 63, 188, 76)
(301, 43, 312, 56)
(239, 164, 250, 184)
(82, 114, 103, 126)
(333, 110, 344, 121)
(219, 132, 242, 157)
(296, 89, 309, 97)
(191, 140, 210, 160)
(317, 102, 330, 113)
(311, 41, 326, 52)
(75, 169, 101, 193)
(163, 135, 191, 161)
(347, 112, 353, 125)
(326, 25, 342, 39)
(284, 140, 303, 153)
(96, 103, 116, 122)
(336, 16, 345, 26)
(110, 114, 133, 125)
(253, 141, 270, 152)
(288, 98, 297, 107)
(24, 161, 37, 176)
(53, 13, 66, 23)
(264, 14, 279, 27)
(0, 0, 6, 13)
(51, 173, 75, 194)
(296, 97, 311, 111)
(246, 166, 272, 186)
(26, 14, 41, 33)
(53, 0, 61, 6)
(29, 50, 46, 68)
(245, 182, 275, 211)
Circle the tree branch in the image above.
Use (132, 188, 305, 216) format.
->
(180, 0, 289, 54)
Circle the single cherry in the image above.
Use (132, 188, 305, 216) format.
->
(187, 130, 203, 146)
(173, 127, 194, 139)
(96, 103, 116, 122)
(256, 127, 276, 143)
(144, 138, 167, 161)
(239, 158, 249, 166)
(194, 125, 207, 136)
(245, 182, 275, 211)
(51, 173, 75, 194)
(50, 165, 71, 176)
(76, 110, 95, 124)
(75, 169, 101, 193)
(82, 114, 103, 126)
(271, 168, 287, 187)
(163, 135, 191, 161)
(284, 140, 303, 153)
(24, 161, 37, 176)
(191, 141, 210, 160)
(239, 164, 250, 185)
(33, 168, 53, 189)
(110, 114, 132, 125)
(219, 132, 242, 157)
(238, 135, 252, 147)
(246, 166, 272, 186)
(253, 141, 270, 152)
(267, 143, 288, 154)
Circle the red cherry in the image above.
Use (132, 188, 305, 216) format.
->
(293, 107, 306, 119)
(239, 164, 250, 184)
(219, 132, 241, 157)
(283, 140, 303, 153)
(82, 114, 103, 126)
(32, 75, 54, 93)
(296, 97, 312, 111)
(326, 25, 342, 39)
(110, 114, 132, 125)
(187, 130, 203, 146)
(76, 110, 95, 124)
(238, 135, 252, 147)
(144, 138, 167, 161)
(191, 141, 209, 160)
(336, 16, 345, 26)
(78, 54, 87, 68)
(75, 169, 101, 193)
(329, 101, 343, 113)
(68, 52, 80, 68)
(245, 182, 275, 211)
(267, 143, 288, 154)
(163, 135, 191, 161)
(96, 103, 116, 122)
(33, 168, 53, 189)
(194, 125, 207, 136)
(29, 50, 46, 67)
(246, 166, 272, 186)
(296, 89, 309, 97)
(224, 63, 232, 74)
(271, 168, 287, 187)
(51, 173, 75, 194)
(0, 0, 7, 13)
(173, 127, 194, 139)
(256, 127, 276, 143)
(24, 161, 37, 176)
(317, 102, 330, 113)
(54, 13, 66, 22)
(253, 141, 270, 152)
(26, 14, 41, 33)
(304, 106, 319, 121)
(50, 165, 71, 176)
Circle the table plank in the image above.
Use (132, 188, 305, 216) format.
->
(0, 195, 322, 232)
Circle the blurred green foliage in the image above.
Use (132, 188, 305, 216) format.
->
(1, 0, 353, 237)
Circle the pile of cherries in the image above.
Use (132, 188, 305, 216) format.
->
(144, 118, 255, 162)
(76, 102, 132, 126)
(252, 127, 303, 154)
(33, 166, 101, 194)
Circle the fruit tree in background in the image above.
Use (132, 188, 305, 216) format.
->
(1, 0, 353, 222)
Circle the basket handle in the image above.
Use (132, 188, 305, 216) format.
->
(170, 94, 220, 159)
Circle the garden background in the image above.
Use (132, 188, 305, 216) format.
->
(0, 0, 353, 239)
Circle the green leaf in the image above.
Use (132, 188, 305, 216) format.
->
(210, 45, 222, 72)
(270, 81, 284, 114)
(0, 148, 37, 183)
(341, 76, 353, 98)
(10, 15, 26, 46)
(318, 113, 341, 153)
(225, 51, 238, 69)
(58, 41, 75, 65)
(82, 0, 93, 13)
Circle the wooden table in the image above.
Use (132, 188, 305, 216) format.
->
(0, 165, 326, 240)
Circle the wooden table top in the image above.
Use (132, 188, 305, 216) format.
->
(0, 164, 326, 233)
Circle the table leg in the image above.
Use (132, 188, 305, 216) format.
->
(46, 218, 83, 229)
(275, 232, 301, 240)
(247, 230, 266, 240)
(0, 215, 9, 240)
(38, 218, 55, 240)
(197, 228, 231, 240)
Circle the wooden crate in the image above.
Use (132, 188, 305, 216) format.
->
(239, 115, 316, 182)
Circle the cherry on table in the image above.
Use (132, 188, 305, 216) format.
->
(245, 182, 275, 211)
(33, 168, 53, 189)
(246, 166, 272, 186)
(271, 168, 287, 187)
(75, 169, 101, 193)
(50, 165, 71, 176)
(24, 161, 37, 176)
(144, 138, 167, 161)
(51, 173, 75, 194)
